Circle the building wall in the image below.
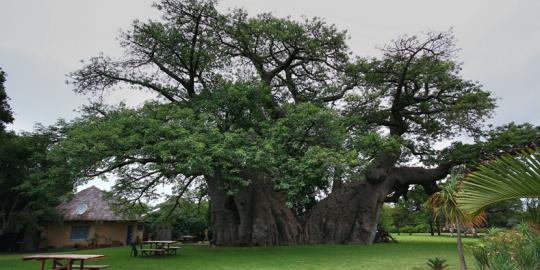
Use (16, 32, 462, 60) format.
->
(42, 221, 143, 248)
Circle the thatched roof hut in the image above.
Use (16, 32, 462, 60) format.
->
(56, 186, 134, 221)
(42, 186, 143, 248)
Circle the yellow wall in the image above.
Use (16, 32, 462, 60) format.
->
(42, 221, 143, 248)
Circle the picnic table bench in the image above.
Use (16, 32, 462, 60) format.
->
(72, 265, 110, 269)
(140, 248, 166, 256)
(22, 254, 108, 270)
(167, 246, 181, 254)
(140, 241, 181, 256)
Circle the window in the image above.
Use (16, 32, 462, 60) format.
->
(70, 225, 90, 241)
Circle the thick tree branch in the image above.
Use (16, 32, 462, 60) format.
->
(385, 161, 455, 202)
(85, 157, 158, 177)
(395, 162, 453, 184)
(165, 176, 197, 218)
(92, 69, 179, 103)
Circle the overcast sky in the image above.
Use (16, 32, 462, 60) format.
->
(1, 0, 539, 191)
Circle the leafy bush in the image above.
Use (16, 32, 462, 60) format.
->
(471, 224, 540, 270)
(398, 224, 429, 235)
(401, 226, 415, 235)
(426, 257, 449, 270)
(413, 224, 429, 233)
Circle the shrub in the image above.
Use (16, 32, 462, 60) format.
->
(401, 226, 415, 235)
(398, 224, 429, 235)
(471, 224, 540, 270)
(413, 224, 429, 233)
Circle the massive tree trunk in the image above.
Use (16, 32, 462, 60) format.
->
(207, 176, 392, 246)
(206, 173, 302, 246)
(303, 180, 393, 244)
(206, 163, 453, 246)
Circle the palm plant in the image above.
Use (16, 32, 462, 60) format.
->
(426, 257, 449, 270)
(459, 148, 540, 214)
(427, 176, 485, 270)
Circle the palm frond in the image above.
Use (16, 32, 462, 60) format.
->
(459, 148, 540, 213)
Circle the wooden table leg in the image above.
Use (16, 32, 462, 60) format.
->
(53, 259, 66, 270)
(79, 259, 84, 270)
(40, 259, 45, 270)
(67, 259, 73, 270)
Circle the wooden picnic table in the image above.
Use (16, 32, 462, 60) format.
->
(179, 235, 198, 243)
(22, 254, 107, 270)
(141, 240, 180, 256)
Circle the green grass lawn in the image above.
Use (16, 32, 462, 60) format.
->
(0, 235, 479, 270)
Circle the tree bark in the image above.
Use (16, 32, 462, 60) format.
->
(302, 180, 393, 244)
(206, 173, 302, 246)
(207, 174, 393, 246)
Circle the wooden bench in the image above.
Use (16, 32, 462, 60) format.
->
(71, 265, 110, 269)
(141, 248, 165, 256)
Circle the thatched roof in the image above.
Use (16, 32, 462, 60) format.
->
(57, 186, 135, 222)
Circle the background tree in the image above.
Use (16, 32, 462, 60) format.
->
(377, 205, 397, 233)
(144, 196, 210, 240)
(0, 71, 74, 250)
(0, 127, 72, 250)
(0, 68, 14, 130)
(389, 187, 441, 235)
(482, 200, 523, 228)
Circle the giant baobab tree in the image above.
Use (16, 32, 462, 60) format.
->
(56, 0, 531, 246)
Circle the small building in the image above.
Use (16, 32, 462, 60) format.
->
(41, 186, 143, 249)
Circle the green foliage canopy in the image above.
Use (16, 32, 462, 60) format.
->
(53, 81, 349, 207)
(62, 0, 505, 212)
